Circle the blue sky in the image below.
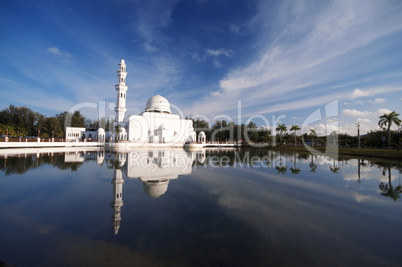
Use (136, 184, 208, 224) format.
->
(1, 0, 401, 135)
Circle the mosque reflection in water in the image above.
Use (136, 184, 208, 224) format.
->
(63, 148, 402, 235)
(65, 148, 206, 235)
(1, 147, 401, 236)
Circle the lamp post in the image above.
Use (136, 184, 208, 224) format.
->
(355, 123, 360, 148)
(52, 131, 54, 142)
(5, 128, 8, 142)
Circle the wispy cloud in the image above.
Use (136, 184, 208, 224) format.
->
(370, 98, 386, 104)
(47, 47, 71, 58)
(206, 48, 233, 57)
(342, 109, 372, 117)
(190, 0, 402, 118)
(47, 47, 62, 55)
(142, 42, 159, 52)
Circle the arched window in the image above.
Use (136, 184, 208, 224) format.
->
(121, 93, 123, 97)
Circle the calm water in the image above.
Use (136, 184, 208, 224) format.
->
(0, 148, 401, 267)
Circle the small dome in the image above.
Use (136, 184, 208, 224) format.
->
(199, 131, 206, 136)
(120, 59, 125, 64)
(98, 128, 105, 133)
(145, 95, 171, 114)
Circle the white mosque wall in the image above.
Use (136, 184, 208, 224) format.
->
(65, 127, 86, 141)
(127, 112, 196, 145)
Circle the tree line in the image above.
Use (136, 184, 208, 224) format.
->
(0, 105, 113, 138)
(192, 110, 401, 148)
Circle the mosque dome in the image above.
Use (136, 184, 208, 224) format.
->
(145, 95, 171, 114)
(142, 180, 169, 198)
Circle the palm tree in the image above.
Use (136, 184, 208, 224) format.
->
(329, 158, 340, 174)
(309, 154, 317, 172)
(379, 165, 402, 201)
(266, 128, 272, 146)
(276, 124, 287, 145)
(290, 125, 301, 146)
(310, 129, 317, 147)
(378, 111, 401, 149)
(275, 150, 287, 174)
(290, 153, 301, 174)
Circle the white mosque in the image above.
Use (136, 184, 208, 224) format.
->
(66, 59, 200, 147)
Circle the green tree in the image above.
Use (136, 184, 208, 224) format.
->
(290, 125, 301, 146)
(310, 129, 317, 146)
(106, 118, 111, 131)
(71, 111, 86, 127)
(113, 123, 121, 141)
(378, 111, 401, 148)
(43, 117, 63, 138)
(276, 124, 287, 145)
(0, 105, 41, 136)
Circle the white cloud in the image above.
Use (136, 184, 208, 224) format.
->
(142, 42, 159, 52)
(376, 108, 392, 116)
(342, 109, 371, 117)
(47, 47, 72, 59)
(350, 88, 370, 99)
(206, 48, 233, 57)
(47, 47, 62, 55)
(353, 193, 373, 203)
(357, 118, 370, 123)
(374, 98, 386, 103)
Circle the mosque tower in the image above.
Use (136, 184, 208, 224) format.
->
(111, 167, 124, 235)
(115, 59, 128, 123)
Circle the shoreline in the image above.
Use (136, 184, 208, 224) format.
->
(245, 145, 402, 164)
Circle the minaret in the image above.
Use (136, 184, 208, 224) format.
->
(111, 168, 124, 235)
(115, 59, 128, 123)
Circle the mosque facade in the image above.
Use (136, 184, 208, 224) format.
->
(66, 59, 198, 147)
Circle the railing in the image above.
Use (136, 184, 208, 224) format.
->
(0, 137, 67, 142)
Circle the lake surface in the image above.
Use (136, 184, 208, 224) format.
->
(1, 147, 402, 267)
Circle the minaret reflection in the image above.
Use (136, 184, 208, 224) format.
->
(110, 153, 126, 235)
